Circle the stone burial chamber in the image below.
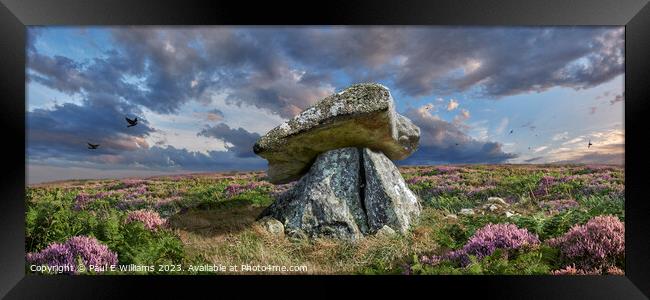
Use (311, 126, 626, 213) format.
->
(254, 83, 422, 240)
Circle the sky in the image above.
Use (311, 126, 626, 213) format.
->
(26, 26, 625, 184)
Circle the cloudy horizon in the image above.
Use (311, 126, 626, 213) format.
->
(26, 26, 625, 184)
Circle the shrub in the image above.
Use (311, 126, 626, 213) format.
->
(26, 236, 118, 274)
(424, 223, 540, 267)
(547, 215, 624, 270)
(408, 246, 555, 275)
(551, 264, 624, 275)
(115, 222, 184, 268)
(125, 210, 167, 231)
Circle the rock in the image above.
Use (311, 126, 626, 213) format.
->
(505, 211, 515, 218)
(487, 197, 508, 206)
(363, 148, 421, 234)
(258, 147, 421, 240)
(258, 148, 368, 240)
(254, 83, 420, 184)
(256, 216, 284, 237)
(488, 204, 498, 211)
(459, 208, 475, 216)
(375, 225, 397, 237)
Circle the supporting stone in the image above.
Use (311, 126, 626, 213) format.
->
(362, 148, 421, 234)
(259, 147, 421, 240)
(259, 148, 368, 240)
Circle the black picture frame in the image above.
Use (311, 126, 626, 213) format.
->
(1, 0, 649, 298)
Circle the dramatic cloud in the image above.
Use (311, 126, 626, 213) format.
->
(544, 129, 624, 164)
(400, 105, 517, 165)
(25, 26, 624, 182)
(27, 92, 154, 161)
(280, 27, 624, 98)
(495, 117, 509, 135)
(610, 94, 624, 105)
(552, 131, 569, 141)
(446, 99, 459, 111)
(28, 27, 624, 118)
(197, 124, 260, 158)
(190, 109, 225, 123)
(533, 146, 549, 153)
(453, 109, 471, 124)
(27, 91, 265, 172)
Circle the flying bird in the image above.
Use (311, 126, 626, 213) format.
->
(588, 140, 593, 148)
(509, 130, 514, 134)
(87, 143, 100, 149)
(126, 117, 138, 127)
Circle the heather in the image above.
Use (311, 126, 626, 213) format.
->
(26, 236, 118, 274)
(125, 210, 167, 231)
(548, 215, 624, 271)
(26, 165, 624, 275)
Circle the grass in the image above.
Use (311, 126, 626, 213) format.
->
(25, 164, 624, 275)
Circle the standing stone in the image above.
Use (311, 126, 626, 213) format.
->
(363, 148, 421, 234)
(259, 148, 368, 240)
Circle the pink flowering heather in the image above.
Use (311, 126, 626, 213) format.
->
(533, 176, 557, 198)
(26, 236, 118, 274)
(124, 185, 148, 199)
(120, 179, 147, 188)
(551, 264, 624, 275)
(74, 191, 119, 210)
(125, 209, 167, 231)
(460, 223, 540, 262)
(559, 174, 581, 183)
(224, 181, 269, 197)
(73, 193, 93, 210)
(406, 176, 426, 185)
(434, 166, 461, 174)
(422, 223, 540, 267)
(548, 215, 624, 270)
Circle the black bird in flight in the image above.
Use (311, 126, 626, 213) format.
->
(588, 140, 593, 148)
(87, 143, 100, 149)
(126, 117, 138, 127)
(509, 130, 514, 134)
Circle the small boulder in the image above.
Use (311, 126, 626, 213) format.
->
(459, 208, 475, 216)
(487, 197, 508, 206)
(256, 216, 284, 237)
(375, 225, 397, 237)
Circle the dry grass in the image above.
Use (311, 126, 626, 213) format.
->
(169, 203, 442, 275)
